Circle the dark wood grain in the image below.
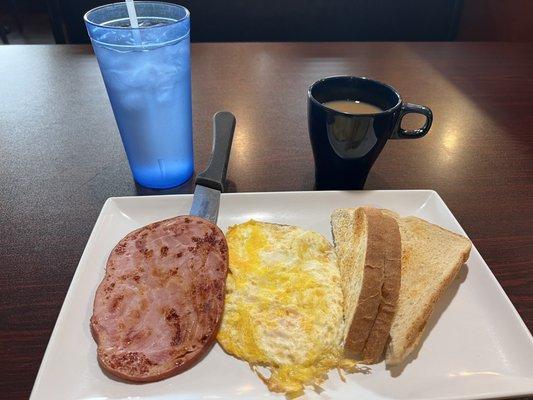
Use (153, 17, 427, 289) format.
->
(0, 43, 532, 399)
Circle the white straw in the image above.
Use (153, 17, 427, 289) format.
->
(125, 0, 142, 44)
(125, 0, 139, 28)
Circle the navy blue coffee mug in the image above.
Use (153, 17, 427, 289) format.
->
(308, 76, 432, 190)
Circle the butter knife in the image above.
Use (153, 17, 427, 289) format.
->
(190, 111, 236, 223)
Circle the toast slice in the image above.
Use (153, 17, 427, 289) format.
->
(385, 215, 472, 366)
(331, 207, 401, 363)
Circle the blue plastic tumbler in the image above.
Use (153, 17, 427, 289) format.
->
(85, 2, 193, 189)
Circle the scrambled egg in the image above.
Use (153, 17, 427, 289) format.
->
(217, 220, 352, 395)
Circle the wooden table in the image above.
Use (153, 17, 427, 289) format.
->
(0, 43, 531, 399)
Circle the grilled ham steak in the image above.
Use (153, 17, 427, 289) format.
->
(91, 215, 228, 382)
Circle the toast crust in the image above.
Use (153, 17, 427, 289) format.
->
(343, 208, 385, 355)
(333, 207, 402, 363)
(361, 209, 401, 363)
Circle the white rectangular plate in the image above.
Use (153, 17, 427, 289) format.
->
(31, 190, 533, 400)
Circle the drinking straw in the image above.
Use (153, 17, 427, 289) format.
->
(125, 0, 139, 28)
(125, 0, 142, 43)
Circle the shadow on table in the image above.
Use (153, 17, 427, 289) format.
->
(363, 171, 394, 190)
(134, 178, 238, 196)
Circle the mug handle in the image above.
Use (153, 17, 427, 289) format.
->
(391, 103, 433, 139)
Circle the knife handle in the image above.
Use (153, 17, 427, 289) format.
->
(195, 111, 236, 192)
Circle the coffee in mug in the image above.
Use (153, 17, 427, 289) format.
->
(323, 100, 382, 115)
(308, 76, 433, 190)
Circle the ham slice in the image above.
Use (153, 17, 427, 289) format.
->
(91, 215, 228, 382)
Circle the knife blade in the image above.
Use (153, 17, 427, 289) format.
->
(190, 111, 236, 223)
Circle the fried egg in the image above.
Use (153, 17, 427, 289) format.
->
(217, 220, 350, 395)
